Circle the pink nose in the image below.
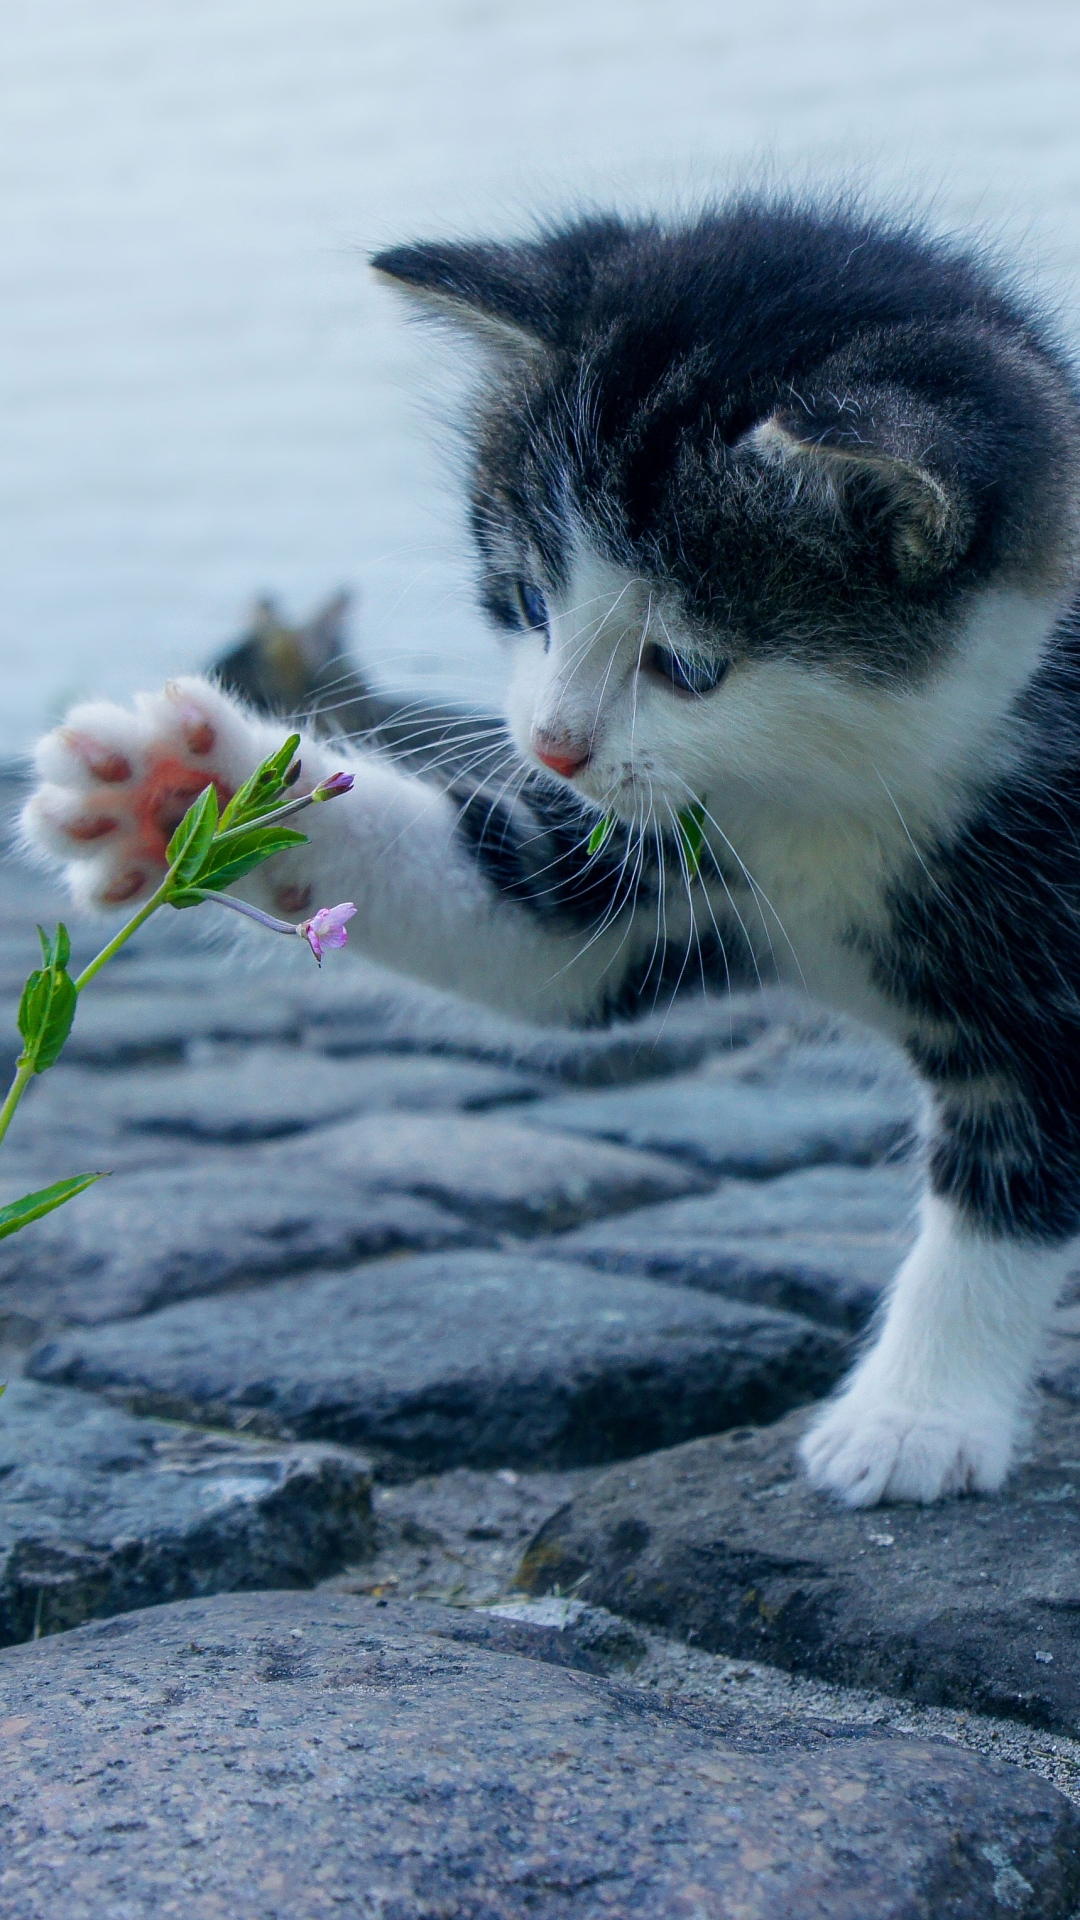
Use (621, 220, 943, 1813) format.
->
(533, 740, 590, 778)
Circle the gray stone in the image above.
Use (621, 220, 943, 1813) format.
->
(19, 1047, 541, 1149)
(1039, 1303, 1080, 1400)
(27, 1252, 849, 1470)
(339, 1461, 597, 1608)
(517, 1395, 1080, 1736)
(56, 985, 303, 1065)
(300, 970, 774, 1084)
(0, 1157, 482, 1333)
(279, 1107, 706, 1231)
(734, 1031, 920, 1096)
(547, 1163, 921, 1330)
(0, 1379, 372, 1646)
(521, 1071, 917, 1175)
(458, 1593, 651, 1675)
(0, 1108, 697, 1332)
(0, 1589, 1076, 1920)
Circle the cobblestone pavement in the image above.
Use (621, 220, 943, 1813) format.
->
(5, 784, 1080, 1915)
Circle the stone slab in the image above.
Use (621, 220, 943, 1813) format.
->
(280, 1107, 706, 1231)
(18, 1047, 540, 1150)
(0, 1589, 1076, 1920)
(299, 969, 775, 1083)
(27, 1252, 849, 1471)
(1038, 1303, 1080, 1400)
(0, 1157, 482, 1334)
(0, 1379, 372, 1646)
(517, 1396, 1080, 1736)
(547, 1163, 921, 1330)
(56, 986, 304, 1065)
(0, 1107, 697, 1332)
(521, 1072, 917, 1175)
(732, 1032, 920, 1095)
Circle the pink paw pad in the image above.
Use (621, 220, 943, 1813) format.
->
(173, 708, 216, 756)
(101, 869, 147, 905)
(131, 757, 234, 862)
(67, 816, 118, 843)
(274, 883, 312, 914)
(64, 734, 132, 785)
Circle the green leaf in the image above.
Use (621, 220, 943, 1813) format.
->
(676, 802, 708, 882)
(219, 734, 302, 831)
(176, 826, 309, 899)
(35, 923, 71, 972)
(18, 969, 45, 1044)
(587, 813, 615, 856)
(166, 783, 219, 883)
(17, 961, 77, 1073)
(0, 1173, 102, 1242)
(207, 823, 307, 864)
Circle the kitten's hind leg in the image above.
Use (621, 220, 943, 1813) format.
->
(799, 1195, 1074, 1506)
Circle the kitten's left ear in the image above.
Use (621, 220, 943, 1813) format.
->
(372, 218, 628, 361)
(371, 240, 554, 361)
(747, 395, 972, 581)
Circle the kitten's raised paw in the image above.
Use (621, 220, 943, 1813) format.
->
(21, 677, 264, 912)
(798, 1388, 1015, 1507)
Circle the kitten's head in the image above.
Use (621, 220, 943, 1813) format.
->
(374, 200, 1080, 827)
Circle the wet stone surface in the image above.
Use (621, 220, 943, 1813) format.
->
(27, 1252, 849, 1470)
(1, 1587, 1078, 1920)
(0, 1379, 373, 1646)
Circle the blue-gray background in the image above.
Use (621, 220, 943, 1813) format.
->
(4, 0, 1080, 755)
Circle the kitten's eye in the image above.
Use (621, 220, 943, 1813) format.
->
(645, 642, 727, 695)
(514, 580, 548, 635)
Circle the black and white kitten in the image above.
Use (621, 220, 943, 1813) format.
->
(24, 198, 1080, 1508)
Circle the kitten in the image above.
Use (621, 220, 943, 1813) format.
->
(23, 197, 1080, 1508)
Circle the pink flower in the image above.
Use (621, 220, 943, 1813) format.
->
(297, 901, 357, 965)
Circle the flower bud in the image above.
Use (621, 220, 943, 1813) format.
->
(311, 771, 355, 802)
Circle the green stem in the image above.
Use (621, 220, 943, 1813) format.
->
(0, 737, 323, 1198)
(72, 875, 174, 994)
(209, 786, 319, 848)
(0, 874, 178, 1151)
(0, 876, 177, 1160)
(0, 1061, 34, 1151)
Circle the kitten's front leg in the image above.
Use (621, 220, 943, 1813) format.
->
(799, 1195, 1073, 1505)
(21, 676, 618, 1023)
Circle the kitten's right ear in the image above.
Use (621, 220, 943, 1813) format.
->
(746, 402, 971, 582)
(371, 241, 552, 361)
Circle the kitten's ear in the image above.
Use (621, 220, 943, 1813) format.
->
(371, 241, 553, 361)
(747, 399, 971, 581)
(372, 218, 628, 359)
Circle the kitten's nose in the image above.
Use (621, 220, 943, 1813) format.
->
(532, 736, 590, 778)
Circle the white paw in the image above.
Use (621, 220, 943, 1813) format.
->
(798, 1384, 1016, 1507)
(21, 677, 281, 913)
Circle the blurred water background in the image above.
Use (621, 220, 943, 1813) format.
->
(4, 0, 1080, 758)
